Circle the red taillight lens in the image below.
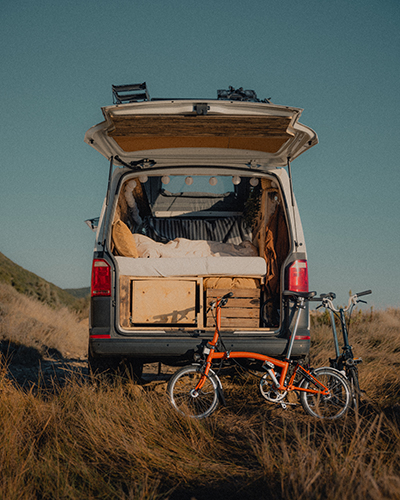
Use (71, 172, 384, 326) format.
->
(91, 259, 111, 296)
(287, 260, 309, 293)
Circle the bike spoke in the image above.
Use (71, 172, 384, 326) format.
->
(300, 368, 351, 419)
(168, 365, 219, 418)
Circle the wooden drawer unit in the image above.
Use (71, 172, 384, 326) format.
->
(119, 277, 200, 328)
(205, 287, 260, 329)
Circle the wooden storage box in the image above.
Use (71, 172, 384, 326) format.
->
(205, 287, 260, 329)
(119, 277, 199, 327)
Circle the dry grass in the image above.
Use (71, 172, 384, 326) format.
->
(0, 283, 399, 499)
(0, 370, 399, 500)
(311, 307, 400, 409)
(0, 283, 87, 359)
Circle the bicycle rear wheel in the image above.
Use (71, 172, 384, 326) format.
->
(167, 365, 219, 419)
(300, 367, 351, 419)
(346, 366, 361, 410)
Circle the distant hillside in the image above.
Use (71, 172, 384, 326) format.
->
(64, 287, 90, 299)
(0, 252, 80, 310)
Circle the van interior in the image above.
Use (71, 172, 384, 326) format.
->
(110, 173, 290, 331)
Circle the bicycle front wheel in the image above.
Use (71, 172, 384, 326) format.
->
(167, 365, 219, 419)
(300, 367, 351, 419)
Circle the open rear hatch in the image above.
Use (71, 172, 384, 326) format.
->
(85, 86, 317, 169)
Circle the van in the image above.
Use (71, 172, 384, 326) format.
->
(84, 84, 318, 378)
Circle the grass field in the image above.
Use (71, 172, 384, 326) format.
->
(0, 282, 399, 499)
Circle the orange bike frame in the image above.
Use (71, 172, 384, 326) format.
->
(195, 299, 329, 396)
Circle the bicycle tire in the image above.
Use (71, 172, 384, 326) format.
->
(300, 367, 351, 419)
(346, 366, 361, 410)
(167, 365, 219, 419)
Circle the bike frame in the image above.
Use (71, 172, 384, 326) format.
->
(193, 296, 330, 397)
(318, 292, 370, 367)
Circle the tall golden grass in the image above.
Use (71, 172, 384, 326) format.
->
(0, 283, 87, 359)
(311, 307, 400, 408)
(0, 282, 399, 499)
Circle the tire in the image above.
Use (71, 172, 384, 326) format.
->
(347, 366, 361, 410)
(167, 365, 219, 419)
(300, 367, 351, 419)
(88, 347, 143, 382)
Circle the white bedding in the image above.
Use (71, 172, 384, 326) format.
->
(132, 234, 259, 259)
(115, 255, 267, 278)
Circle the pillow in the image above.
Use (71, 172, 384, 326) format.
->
(112, 220, 139, 258)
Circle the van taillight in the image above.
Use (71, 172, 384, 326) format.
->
(91, 259, 111, 296)
(287, 260, 309, 293)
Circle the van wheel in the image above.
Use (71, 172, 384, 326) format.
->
(88, 350, 143, 382)
(119, 358, 143, 381)
(88, 351, 119, 377)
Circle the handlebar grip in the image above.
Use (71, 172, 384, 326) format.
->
(219, 291, 233, 307)
(355, 290, 372, 297)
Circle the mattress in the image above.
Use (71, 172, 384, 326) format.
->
(115, 256, 267, 278)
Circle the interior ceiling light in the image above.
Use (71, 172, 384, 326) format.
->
(185, 176, 193, 185)
(209, 177, 218, 186)
(127, 179, 137, 190)
(161, 175, 170, 184)
(250, 177, 259, 187)
(139, 175, 148, 183)
(232, 176, 241, 185)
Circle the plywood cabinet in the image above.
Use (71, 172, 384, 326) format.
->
(131, 280, 197, 325)
(119, 277, 202, 328)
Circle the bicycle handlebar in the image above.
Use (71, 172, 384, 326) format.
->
(314, 289, 372, 312)
(208, 292, 233, 311)
(219, 292, 233, 306)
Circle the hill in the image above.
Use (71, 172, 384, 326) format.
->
(0, 251, 82, 310)
(64, 287, 90, 299)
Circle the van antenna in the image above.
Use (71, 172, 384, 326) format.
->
(287, 157, 299, 247)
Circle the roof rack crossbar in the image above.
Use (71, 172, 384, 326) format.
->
(112, 82, 150, 104)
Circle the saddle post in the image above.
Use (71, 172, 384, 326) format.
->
(285, 295, 305, 360)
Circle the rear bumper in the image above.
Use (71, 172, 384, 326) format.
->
(89, 333, 310, 363)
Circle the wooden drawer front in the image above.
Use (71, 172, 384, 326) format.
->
(131, 280, 197, 325)
(206, 288, 260, 329)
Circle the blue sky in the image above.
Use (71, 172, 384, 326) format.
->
(1, 0, 399, 309)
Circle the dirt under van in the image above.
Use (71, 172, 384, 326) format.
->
(85, 84, 318, 377)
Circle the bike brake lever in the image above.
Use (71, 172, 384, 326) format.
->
(357, 299, 367, 304)
(207, 300, 217, 313)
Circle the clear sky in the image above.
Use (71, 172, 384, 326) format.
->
(1, 0, 399, 309)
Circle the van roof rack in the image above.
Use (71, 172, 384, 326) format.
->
(217, 86, 271, 103)
(111, 83, 270, 104)
(112, 82, 150, 104)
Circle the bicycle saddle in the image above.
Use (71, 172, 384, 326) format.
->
(283, 290, 316, 300)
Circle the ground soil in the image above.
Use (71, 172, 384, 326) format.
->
(0, 340, 173, 391)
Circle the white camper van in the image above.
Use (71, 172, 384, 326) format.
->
(85, 84, 318, 378)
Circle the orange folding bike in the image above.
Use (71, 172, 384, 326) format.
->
(168, 291, 352, 419)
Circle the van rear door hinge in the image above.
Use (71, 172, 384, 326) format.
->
(193, 103, 209, 115)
